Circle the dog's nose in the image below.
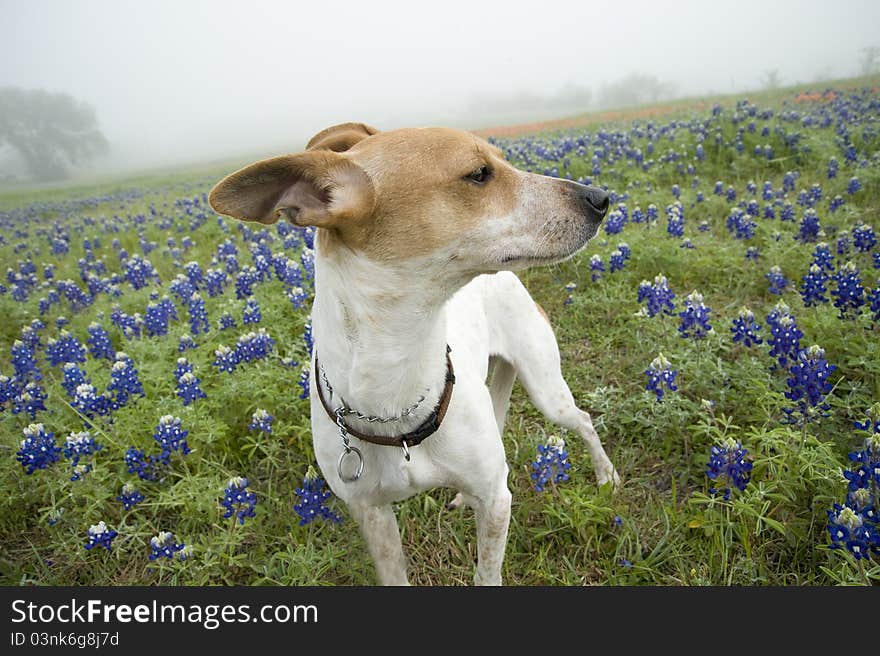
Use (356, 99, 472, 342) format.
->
(582, 187, 610, 218)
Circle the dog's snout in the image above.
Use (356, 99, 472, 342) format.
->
(582, 187, 610, 218)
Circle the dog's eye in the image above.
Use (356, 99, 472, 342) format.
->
(465, 166, 491, 184)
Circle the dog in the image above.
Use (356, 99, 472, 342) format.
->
(209, 122, 619, 585)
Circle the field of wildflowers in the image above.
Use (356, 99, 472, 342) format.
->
(1, 77, 878, 585)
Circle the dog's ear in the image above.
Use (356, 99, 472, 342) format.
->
(306, 122, 379, 152)
(209, 150, 374, 228)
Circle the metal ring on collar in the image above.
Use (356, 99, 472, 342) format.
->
(337, 446, 364, 483)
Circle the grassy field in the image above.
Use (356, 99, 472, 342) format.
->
(1, 76, 879, 585)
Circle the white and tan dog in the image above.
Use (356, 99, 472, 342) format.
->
(209, 122, 619, 585)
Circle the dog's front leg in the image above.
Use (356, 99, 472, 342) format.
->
(348, 501, 409, 586)
(473, 481, 512, 586)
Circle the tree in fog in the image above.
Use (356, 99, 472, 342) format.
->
(761, 69, 782, 89)
(0, 87, 108, 181)
(860, 47, 880, 76)
(598, 73, 677, 109)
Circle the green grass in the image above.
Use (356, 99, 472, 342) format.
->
(1, 75, 879, 586)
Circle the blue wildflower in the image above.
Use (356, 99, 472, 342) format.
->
(11, 340, 40, 381)
(125, 447, 168, 482)
(783, 345, 837, 424)
(811, 243, 835, 273)
(16, 423, 61, 474)
(847, 177, 861, 195)
(107, 352, 145, 408)
(243, 297, 261, 324)
(86, 323, 115, 360)
(45, 330, 87, 367)
(297, 367, 310, 399)
(637, 274, 676, 317)
(84, 521, 118, 551)
(796, 209, 821, 243)
(213, 345, 239, 374)
(178, 334, 196, 352)
(644, 353, 678, 402)
(678, 290, 712, 339)
(63, 430, 102, 469)
(827, 505, 879, 560)
(831, 262, 864, 317)
(589, 254, 605, 282)
(853, 223, 877, 252)
(152, 415, 191, 456)
(221, 476, 258, 525)
(249, 408, 274, 434)
(766, 304, 803, 369)
(706, 438, 752, 500)
(531, 435, 572, 492)
(176, 371, 206, 406)
(800, 264, 829, 306)
(116, 483, 145, 510)
(731, 307, 762, 346)
(187, 293, 209, 336)
(218, 312, 236, 330)
(149, 531, 186, 560)
(293, 467, 341, 525)
(765, 266, 789, 295)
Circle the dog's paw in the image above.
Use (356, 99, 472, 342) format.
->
(446, 492, 467, 511)
(596, 465, 621, 491)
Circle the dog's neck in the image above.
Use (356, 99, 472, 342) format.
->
(311, 236, 456, 425)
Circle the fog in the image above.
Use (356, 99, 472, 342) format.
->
(1, 0, 878, 177)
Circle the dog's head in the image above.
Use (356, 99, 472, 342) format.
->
(209, 122, 608, 274)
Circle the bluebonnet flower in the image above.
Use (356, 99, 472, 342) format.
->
(56, 316, 69, 330)
(678, 291, 712, 339)
(236, 329, 276, 363)
(176, 372, 206, 406)
(869, 280, 880, 323)
(204, 268, 227, 297)
(302, 321, 313, 357)
(646, 204, 658, 222)
(726, 208, 756, 240)
(671, 184, 680, 199)
(603, 210, 626, 235)
(589, 254, 605, 282)
(293, 467, 341, 525)
(16, 423, 60, 474)
(11, 340, 40, 382)
(45, 330, 87, 367)
(221, 476, 258, 524)
(811, 243, 834, 272)
(107, 352, 145, 407)
(745, 246, 760, 261)
(680, 238, 694, 249)
(609, 250, 626, 272)
(187, 293, 209, 336)
(837, 230, 850, 256)
(766, 304, 803, 369)
(780, 202, 795, 222)
(796, 209, 821, 243)
(783, 345, 836, 423)
(714, 180, 723, 195)
(63, 430, 102, 470)
(243, 297, 261, 324)
(123, 255, 159, 290)
(12, 382, 48, 418)
(827, 157, 838, 179)
(831, 262, 864, 317)
(116, 483, 145, 510)
(178, 334, 196, 352)
(765, 266, 789, 295)
(249, 408, 274, 433)
(530, 435, 572, 492)
(706, 438, 752, 500)
(152, 415, 191, 456)
(617, 242, 631, 260)
(297, 367, 310, 399)
(666, 206, 684, 238)
(149, 531, 186, 560)
(726, 185, 737, 202)
(184, 261, 204, 288)
(125, 447, 168, 482)
(288, 286, 308, 310)
(853, 223, 877, 252)
(829, 195, 845, 213)
(218, 312, 236, 330)
(631, 206, 645, 223)
(84, 521, 118, 552)
(169, 274, 195, 304)
(213, 345, 239, 374)
(235, 266, 258, 299)
(644, 353, 678, 402)
(173, 357, 193, 381)
(86, 323, 115, 360)
(826, 505, 879, 560)
(847, 177, 862, 195)
(800, 264, 829, 306)
(47, 508, 65, 526)
(731, 307, 762, 346)
(698, 221, 710, 233)
(637, 274, 676, 317)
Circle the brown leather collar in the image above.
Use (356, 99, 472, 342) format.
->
(314, 346, 455, 449)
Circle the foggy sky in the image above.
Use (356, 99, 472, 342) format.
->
(1, 0, 878, 173)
